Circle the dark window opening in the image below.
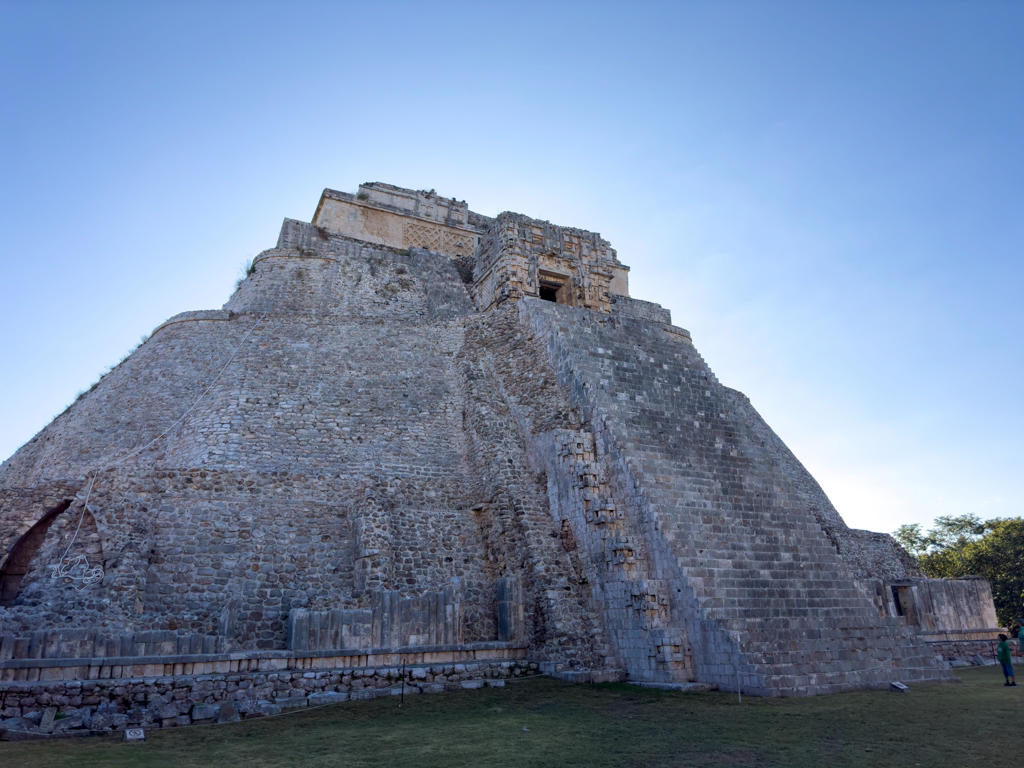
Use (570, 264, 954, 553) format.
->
(890, 586, 903, 615)
(539, 285, 559, 302)
(890, 584, 918, 624)
(894, 585, 917, 624)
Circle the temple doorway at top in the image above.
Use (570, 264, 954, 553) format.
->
(538, 270, 569, 304)
(539, 284, 560, 303)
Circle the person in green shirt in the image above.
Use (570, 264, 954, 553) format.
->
(997, 634, 1016, 686)
(1018, 623, 1024, 654)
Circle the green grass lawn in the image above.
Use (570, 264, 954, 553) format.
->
(2, 667, 1020, 767)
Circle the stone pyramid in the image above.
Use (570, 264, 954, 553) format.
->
(1, 183, 994, 697)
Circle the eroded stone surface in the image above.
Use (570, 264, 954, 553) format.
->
(0, 183, 996, 716)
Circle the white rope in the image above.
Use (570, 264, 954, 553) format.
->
(50, 312, 268, 590)
(98, 311, 269, 471)
(48, 555, 104, 589)
(49, 478, 100, 590)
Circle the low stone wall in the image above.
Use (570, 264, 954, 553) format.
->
(1, 641, 525, 682)
(927, 635, 1023, 668)
(609, 296, 673, 325)
(0, 629, 230, 667)
(0, 657, 538, 738)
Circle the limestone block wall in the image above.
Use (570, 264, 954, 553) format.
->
(1, 629, 228, 663)
(832, 529, 922, 581)
(850, 575, 1006, 666)
(286, 583, 466, 652)
(471, 212, 628, 312)
(0, 657, 536, 734)
(886, 577, 999, 634)
(720, 381, 920, 584)
(517, 298, 955, 695)
(348, 183, 475, 228)
(610, 296, 673, 325)
(311, 185, 484, 258)
(0, 226, 605, 672)
(0, 316, 250, 489)
(0, 469, 506, 646)
(928, 637, 1023, 665)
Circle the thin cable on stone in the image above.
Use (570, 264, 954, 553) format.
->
(50, 312, 268, 590)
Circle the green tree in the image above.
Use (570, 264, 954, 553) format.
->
(900, 516, 1024, 628)
(962, 518, 1024, 628)
(893, 524, 925, 557)
(921, 514, 985, 570)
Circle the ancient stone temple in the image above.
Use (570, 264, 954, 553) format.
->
(0, 183, 1001, 725)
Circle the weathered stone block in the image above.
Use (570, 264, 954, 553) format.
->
(255, 701, 282, 717)
(190, 704, 217, 721)
(307, 691, 349, 706)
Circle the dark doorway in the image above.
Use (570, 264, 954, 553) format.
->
(539, 285, 559, 302)
(0, 500, 72, 606)
(893, 585, 917, 624)
(890, 585, 903, 615)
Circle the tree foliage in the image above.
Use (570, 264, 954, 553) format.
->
(894, 516, 1024, 628)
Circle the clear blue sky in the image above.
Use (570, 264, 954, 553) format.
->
(1, 1, 1021, 534)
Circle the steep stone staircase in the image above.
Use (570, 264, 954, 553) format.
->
(522, 300, 952, 695)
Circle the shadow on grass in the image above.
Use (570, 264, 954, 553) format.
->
(1, 667, 1020, 768)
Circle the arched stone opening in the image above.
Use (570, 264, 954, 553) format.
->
(0, 500, 72, 606)
(43, 506, 105, 595)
